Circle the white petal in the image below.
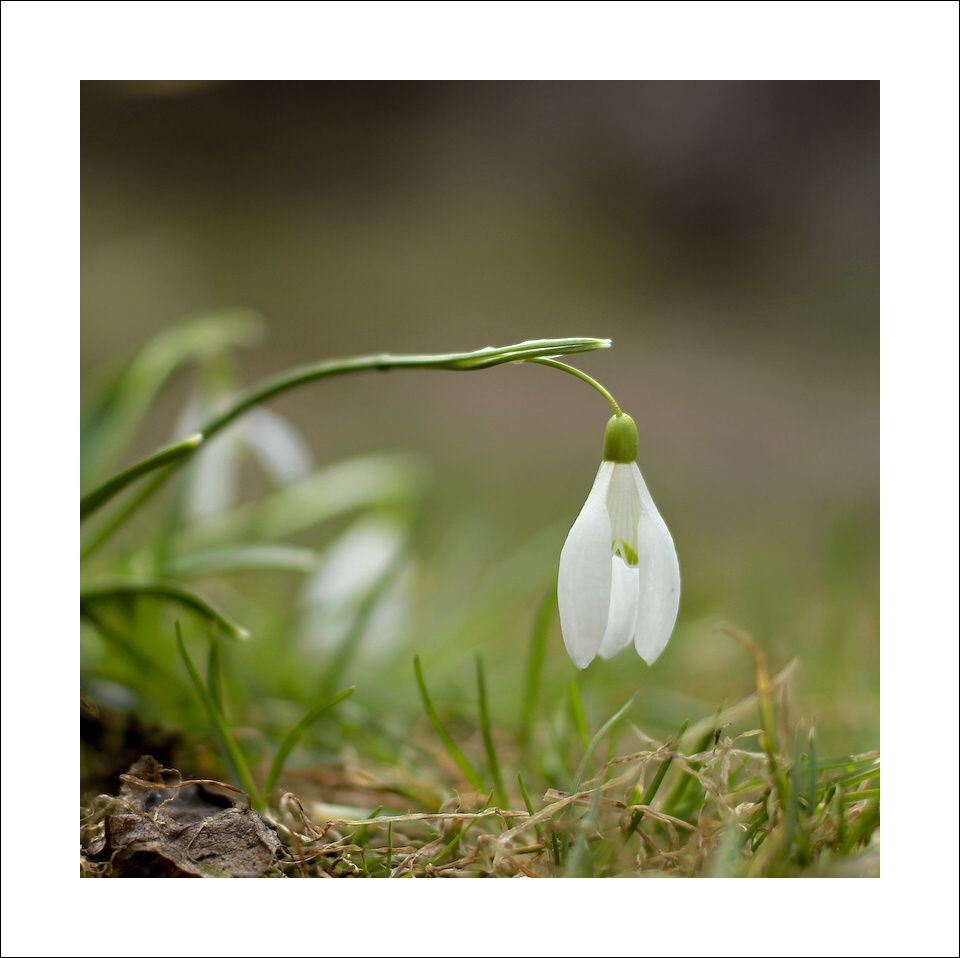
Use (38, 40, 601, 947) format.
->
(597, 555, 639, 659)
(558, 462, 615, 669)
(605, 463, 641, 564)
(628, 462, 681, 664)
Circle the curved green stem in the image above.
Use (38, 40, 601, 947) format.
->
(197, 338, 611, 441)
(528, 358, 622, 415)
(80, 337, 610, 528)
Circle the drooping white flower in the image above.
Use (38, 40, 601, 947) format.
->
(558, 414, 680, 669)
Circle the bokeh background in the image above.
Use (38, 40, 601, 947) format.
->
(81, 81, 878, 755)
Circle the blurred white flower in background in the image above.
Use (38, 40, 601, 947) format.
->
(299, 514, 414, 659)
(175, 398, 314, 519)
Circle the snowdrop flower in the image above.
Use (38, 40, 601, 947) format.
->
(558, 413, 680, 669)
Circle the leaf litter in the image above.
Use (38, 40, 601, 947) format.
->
(81, 756, 281, 877)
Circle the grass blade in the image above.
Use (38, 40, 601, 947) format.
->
(321, 549, 407, 697)
(263, 687, 355, 795)
(775, 725, 804, 868)
(80, 467, 174, 559)
(166, 544, 318, 578)
(572, 693, 638, 790)
(518, 588, 554, 748)
(723, 624, 790, 807)
(206, 629, 223, 712)
(428, 814, 485, 866)
(350, 805, 384, 848)
(81, 608, 183, 691)
(641, 719, 690, 805)
(81, 579, 249, 640)
(660, 710, 721, 818)
(517, 772, 542, 844)
(476, 655, 507, 808)
(841, 794, 880, 852)
(624, 719, 689, 841)
(175, 623, 262, 808)
(568, 680, 591, 754)
(413, 656, 484, 792)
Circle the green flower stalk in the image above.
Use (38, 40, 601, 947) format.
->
(80, 338, 610, 524)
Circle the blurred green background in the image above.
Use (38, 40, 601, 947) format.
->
(81, 81, 878, 760)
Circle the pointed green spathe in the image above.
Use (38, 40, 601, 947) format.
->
(558, 419, 680, 669)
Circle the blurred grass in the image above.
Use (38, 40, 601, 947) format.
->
(80, 313, 876, 775)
